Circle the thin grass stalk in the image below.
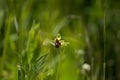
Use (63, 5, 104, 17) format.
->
(103, 0, 107, 80)
(0, 15, 12, 78)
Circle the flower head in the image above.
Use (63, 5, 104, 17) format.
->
(81, 63, 91, 75)
(51, 34, 69, 48)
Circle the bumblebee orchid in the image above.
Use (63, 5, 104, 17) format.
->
(50, 34, 69, 48)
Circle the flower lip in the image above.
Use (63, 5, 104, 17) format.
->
(55, 39, 61, 48)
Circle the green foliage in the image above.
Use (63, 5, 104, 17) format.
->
(27, 23, 40, 65)
(1, 0, 118, 80)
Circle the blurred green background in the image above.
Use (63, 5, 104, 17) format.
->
(0, 0, 119, 80)
(106, 0, 120, 80)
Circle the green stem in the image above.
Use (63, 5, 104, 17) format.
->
(103, 0, 106, 80)
(0, 16, 12, 78)
(55, 48, 64, 80)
